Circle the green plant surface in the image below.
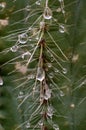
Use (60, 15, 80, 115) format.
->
(0, 0, 86, 130)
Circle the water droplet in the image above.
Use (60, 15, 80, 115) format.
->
(54, 68, 59, 73)
(51, 57, 54, 62)
(50, 83, 53, 87)
(30, 44, 35, 48)
(31, 75, 35, 79)
(18, 91, 24, 99)
(53, 124, 59, 130)
(43, 7, 52, 20)
(81, 80, 86, 85)
(36, 67, 45, 82)
(40, 94, 44, 103)
(58, 0, 63, 2)
(10, 45, 18, 52)
(60, 90, 65, 97)
(47, 63, 52, 68)
(26, 122, 30, 128)
(0, 76, 3, 86)
(38, 120, 43, 126)
(62, 68, 67, 74)
(44, 95, 48, 100)
(0, 2, 6, 12)
(59, 25, 66, 33)
(49, 72, 54, 78)
(28, 74, 35, 80)
(29, 38, 32, 41)
(70, 103, 75, 108)
(25, 5, 31, 11)
(62, 9, 65, 14)
(54, 18, 58, 22)
(44, 89, 51, 100)
(18, 33, 28, 44)
(28, 27, 32, 31)
(47, 105, 54, 118)
(50, 53, 53, 57)
(21, 51, 31, 59)
(35, 0, 41, 5)
(35, 36, 39, 40)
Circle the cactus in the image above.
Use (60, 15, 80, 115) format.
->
(0, 0, 86, 130)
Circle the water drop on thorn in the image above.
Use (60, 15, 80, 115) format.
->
(62, 9, 65, 14)
(51, 57, 54, 62)
(0, 2, 6, 12)
(0, 76, 3, 86)
(18, 91, 24, 99)
(40, 94, 44, 103)
(26, 122, 30, 128)
(38, 120, 43, 126)
(44, 89, 51, 100)
(10, 45, 18, 52)
(81, 80, 86, 85)
(62, 68, 67, 74)
(28, 74, 35, 80)
(35, 0, 41, 5)
(60, 90, 65, 97)
(49, 72, 54, 78)
(31, 74, 35, 79)
(35, 36, 39, 40)
(29, 38, 32, 41)
(21, 51, 31, 59)
(47, 63, 52, 68)
(54, 68, 59, 73)
(53, 124, 59, 130)
(46, 89, 51, 97)
(43, 7, 52, 20)
(44, 95, 48, 100)
(59, 25, 65, 33)
(36, 67, 45, 82)
(18, 33, 28, 44)
(58, 0, 63, 2)
(70, 103, 75, 108)
(47, 105, 54, 118)
(25, 5, 31, 11)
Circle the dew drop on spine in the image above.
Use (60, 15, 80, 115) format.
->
(0, 2, 6, 12)
(43, 7, 52, 20)
(0, 76, 3, 86)
(18, 33, 28, 44)
(10, 45, 18, 52)
(36, 67, 45, 82)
